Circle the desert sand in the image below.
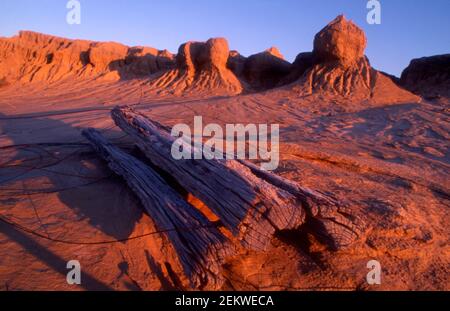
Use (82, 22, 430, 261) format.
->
(0, 16, 448, 290)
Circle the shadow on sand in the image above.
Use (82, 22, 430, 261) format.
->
(0, 112, 146, 290)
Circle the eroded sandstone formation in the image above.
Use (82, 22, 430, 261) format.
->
(400, 54, 450, 99)
(242, 47, 292, 90)
(0, 17, 438, 101)
(148, 38, 243, 95)
(283, 52, 315, 84)
(0, 31, 174, 84)
(227, 50, 246, 78)
(286, 15, 419, 104)
(313, 15, 367, 67)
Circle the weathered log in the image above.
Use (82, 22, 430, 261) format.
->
(82, 128, 234, 289)
(238, 160, 364, 249)
(111, 106, 306, 251)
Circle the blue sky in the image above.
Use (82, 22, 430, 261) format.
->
(0, 0, 449, 76)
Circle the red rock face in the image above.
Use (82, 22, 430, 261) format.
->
(0, 31, 174, 83)
(265, 46, 284, 59)
(243, 47, 292, 90)
(0, 15, 432, 103)
(227, 50, 247, 77)
(400, 54, 450, 99)
(0, 31, 88, 83)
(125, 47, 174, 75)
(313, 15, 367, 67)
(203, 38, 230, 69)
(150, 37, 243, 95)
(283, 52, 315, 84)
(283, 15, 419, 104)
(176, 41, 203, 72)
(176, 38, 230, 73)
(88, 42, 129, 71)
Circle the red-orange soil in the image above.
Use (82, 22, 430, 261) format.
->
(0, 16, 448, 291)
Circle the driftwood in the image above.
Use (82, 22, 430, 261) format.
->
(112, 106, 306, 251)
(82, 128, 234, 289)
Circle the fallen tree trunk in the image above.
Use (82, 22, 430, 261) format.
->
(112, 106, 306, 251)
(82, 128, 234, 290)
(112, 106, 364, 250)
(238, 160, 364, 249)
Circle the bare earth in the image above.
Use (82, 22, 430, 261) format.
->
(0, 78, 448, 290)
(0, 16, 448, 291)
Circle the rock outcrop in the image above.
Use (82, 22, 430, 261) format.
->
(0, 21, 434, 101)
(286, 15, 419, 104)
(121, 47, 175, 77)
(242, 47, 292, 90)
(313, 15, 366, 67)
(227, 50, 246, 78)
(88, 42, 129, 72)
(148, 38, 243, 95)
(400, 54, 450, 99)
(0, 31, 174, 84)
(283, 52, 315, 84)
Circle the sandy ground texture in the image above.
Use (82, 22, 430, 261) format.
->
(0, 78, 448, 291)
(0, 15, 448, 290)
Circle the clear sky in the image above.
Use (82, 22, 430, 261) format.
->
(0, 0, 449, 77)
